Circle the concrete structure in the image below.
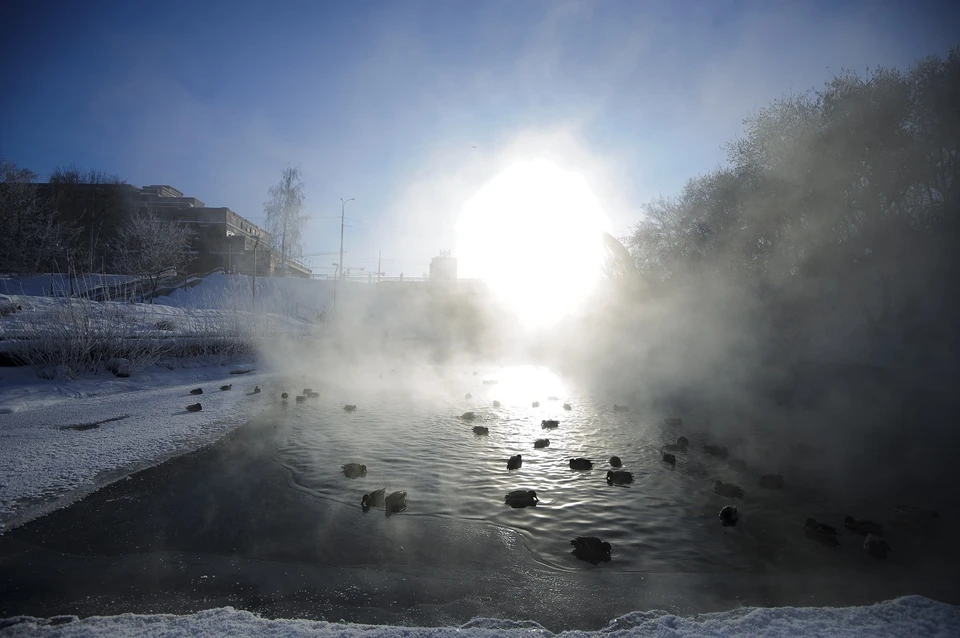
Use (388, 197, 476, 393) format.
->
(36, 182, 311, 278)
(429, 251, 457, 282)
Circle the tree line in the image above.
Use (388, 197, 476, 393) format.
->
(617, 48, 959, 377)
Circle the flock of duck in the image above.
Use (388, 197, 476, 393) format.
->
(184, 378, 940, 565)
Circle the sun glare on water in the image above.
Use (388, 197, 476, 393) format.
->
(456, 159, 611, 327)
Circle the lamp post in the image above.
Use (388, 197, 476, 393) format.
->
(335, 198, 354, 312)
(332, 262, 340, 311)
(252, 232, 261, 306)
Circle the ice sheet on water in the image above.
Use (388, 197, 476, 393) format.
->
(0, 596, 957, 637)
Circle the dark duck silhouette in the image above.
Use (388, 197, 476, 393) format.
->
(189, 388, 203, 395)
(220, 384, 232, 391)
(531, 401, 540, 408)
(253, 386, 261, 394)
(714, 480, 744, 498)
(662, 451, 676, 467)
(845, 516, 883, 536)
(703, 444, 729, 459)
(864, 533, 892, 559)
(606, 470, 633, 485)
(534, 438, 550, 448)
(295, 395, 306, 403)
(759, 474, 784, 489)
(343, 404, 357, 412)
(504, 490, 538, 508)
(385, 490, 407, 514)
(570, 537, 612, 564)
(507, 454, 522, 470)
(662, 436, 689, 452)
(541, 419, 559, 429)
(609, 456, 622, 468)
(473, 426, 489, 435)
(281, 392, 289, 399)
(804, 518, 841, 547)
(342, 463, 367, 478)
(719, 505, 739, 527)
(493, 400, 501, 408)
(563, 403, 572, 410)
(361, 488, 386, 512)
(569, 458, 593, 470)
(186, 403, 202, 412)
(460, 411, 476, 421)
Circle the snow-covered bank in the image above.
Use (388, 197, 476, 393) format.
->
(0, 364, 274, 529)
(2, 595, 957, 637)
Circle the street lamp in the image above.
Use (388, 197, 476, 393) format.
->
(335, 198, 354, 312)
(332, 262, 340, 310)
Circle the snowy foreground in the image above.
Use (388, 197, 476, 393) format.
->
(0, 363, 272, 528)
(2, 596, 958, 637)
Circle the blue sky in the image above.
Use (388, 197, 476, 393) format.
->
(1, 0, 957, 277)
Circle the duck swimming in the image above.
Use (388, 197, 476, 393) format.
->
(460, 411, 476, 421)
(361, 488, 386, 511)
(342, 463, 367, 478)
(864, 533, 892, 559)
(303, 388, 313, 395)
(703, 444, 729, 459)
(534, 438, 550, 449)
(606, 470, 633, 485)
(531, 401, 540, 408)
(504, 490, 538, 508)
(609, 456, 622, 468)
(190, 388, 203, 395)
(343, 404, 357, 412)
(541, 419, 559, 429)
(759, 474, 784, 489)
(186, 403, 202, 412)
(570, 536, 612, 564)
(845, 516, 883, 536)
(465, 393, 472, 399)
(662, 436, 689, 452)
(719, 505, 739, 527)
(714, 480, 744, 499)
(220, 384, 232, 391)
(385, 490, 407, 514)
(662, 451, 676, 467)
(507, 454, 522, 470)
(563, 403, 572, 411)
(253, 386, 261, 394)
(473, 425, 489, 435)
(493, 400, 501, 408)
(569, 458, 593, 470)
(295, 395, 306, 403)
(281, 392, 289, 399)
(804, 518, 841, 547)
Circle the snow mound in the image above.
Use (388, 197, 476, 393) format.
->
(0, 596, 957, 637)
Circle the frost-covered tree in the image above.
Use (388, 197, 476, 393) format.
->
(113, 212, 194, 302)
(263, 166, 306, 275)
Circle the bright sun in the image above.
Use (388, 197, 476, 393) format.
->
(456, 159, 610, 327)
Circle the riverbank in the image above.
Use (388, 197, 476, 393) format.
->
(0, 362, 275, 530)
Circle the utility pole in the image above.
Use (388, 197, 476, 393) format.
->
(252, 233, 261, 306)
(335, 197, 354, 312)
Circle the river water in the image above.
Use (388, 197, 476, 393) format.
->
(1, 362, 956, 628)
(273, 363, 951, 576)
